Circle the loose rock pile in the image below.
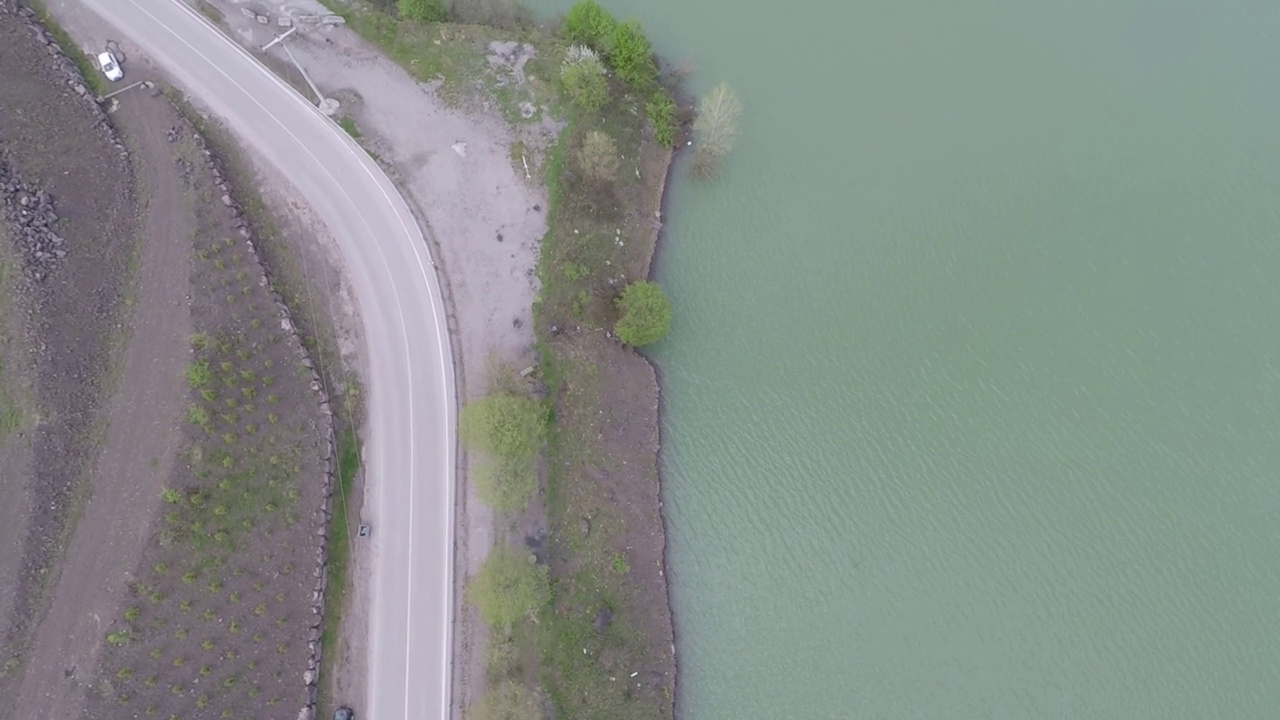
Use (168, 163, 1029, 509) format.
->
(0, 161, 64, 282)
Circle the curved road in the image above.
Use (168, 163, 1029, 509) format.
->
(78, 1, 458, 719)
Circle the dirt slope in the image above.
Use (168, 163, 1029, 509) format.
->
(0, 1, 140, 702)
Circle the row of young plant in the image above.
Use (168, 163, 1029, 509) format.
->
(93, 211, 321, 717)
(162, 89, 369, 720)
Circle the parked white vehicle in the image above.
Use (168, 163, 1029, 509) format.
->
(97, 51, 123, 82)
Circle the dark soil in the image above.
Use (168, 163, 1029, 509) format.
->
(82, 106, 332, 719)
(0, 0, 140, 699)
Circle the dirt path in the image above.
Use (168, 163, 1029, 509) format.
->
(10, 86, 196, 719)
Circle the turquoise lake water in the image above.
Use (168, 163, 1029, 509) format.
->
(529, 1, 1280, 716)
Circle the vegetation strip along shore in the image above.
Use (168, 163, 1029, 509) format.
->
(322, 0, 686, 717)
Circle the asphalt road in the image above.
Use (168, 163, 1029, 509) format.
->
(76, 2, 458, 719)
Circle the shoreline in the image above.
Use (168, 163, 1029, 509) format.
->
(648, 142, 684, 717)
(530, 115, 680, 718)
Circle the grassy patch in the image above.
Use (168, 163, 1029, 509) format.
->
(0, 256, 19, 440)
(337, 116, 362, 139)
(335, 11, 496, 103)
(324, 3, 561, 117)
(194, 0, 226, 26)
(317, 427, 359, 714)
(535, 344, 667, 719)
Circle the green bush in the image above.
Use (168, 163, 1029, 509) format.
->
(646, 91, 678, 147)
(467, 547, 550, 628)
(614, 280, 672, 347)
(398, 0, 447, 22)
(562, 0, 617, 51)
(186, 404, 210, 427)
(475, 455, 538, 513)
(186, 359, 212, 388)
(560, 56, 609, 112)
(461, 393, 547, 512)
(470, 680, 540, 720)
(609, 19, 657, 90)
(484, 634, 520, 679)
(459, 393, 547, 460)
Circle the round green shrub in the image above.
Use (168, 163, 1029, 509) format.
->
(467, 547, 550, 628)
(561, 57, 609, 112)
(562, 0, 617, 51)
(614, 280, 672, 347)
(609, 19, 657, 90)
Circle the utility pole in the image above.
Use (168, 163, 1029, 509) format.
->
(97, 79, 144, 103)
(261, 26, 337, 114)
(260, 25, 297, 52)
(282, 41, 325, 106)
